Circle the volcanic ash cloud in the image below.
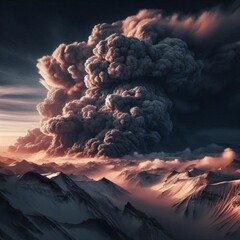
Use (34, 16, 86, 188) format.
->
(11, 6, 240, 157)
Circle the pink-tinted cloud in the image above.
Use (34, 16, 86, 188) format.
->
(0, 86, 45, 96)
(196, 148, 236, 171)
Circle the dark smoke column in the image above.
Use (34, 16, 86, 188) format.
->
(11, 7, 240, 157)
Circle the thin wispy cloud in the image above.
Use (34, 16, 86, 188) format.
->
(0, 86, 45, 96)
(0, 111, 40, 122)
(0, 86, 44, 142)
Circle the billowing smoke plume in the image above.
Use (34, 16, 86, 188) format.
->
(11, 4, 240, 157)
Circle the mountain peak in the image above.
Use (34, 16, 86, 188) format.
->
(19, 171, 61, 191)
(19, 171, 42, 180)
(124, 202, 148, 219)
(188, 168, 205, 177)
(206, 171, 240, 184)
(228, 159, 240, 169)
(124, 202, 165, 230)
(124, 202, 135, 211)
(166, 170, 179, 179)
(99, 177, 111, 183)
(97, 177, 130, 195)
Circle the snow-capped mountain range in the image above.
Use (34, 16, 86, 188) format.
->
(0, 154, 239, 240)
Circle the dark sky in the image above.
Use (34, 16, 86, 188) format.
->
(0, 0, 235, 86)
(0, 0, 239, 150)
(0, 0, 235, 90)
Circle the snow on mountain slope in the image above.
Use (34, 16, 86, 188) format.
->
(120, 202, 173, 240)
(155, 171, 205, 204)
(76, 177, 130, 207)
(0, 171, 173, 240)
(0, 191, 128, 240)
(125, 171, 162, 187)
(0, 192, 40, 240)
(0, 172, 100, 224)
(1, 156, 240, 240)
(174, 180, 240, 239)
(61, 218, 129, 240)
(154, 168, 240, 205)
(28, 215, 129, 240)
